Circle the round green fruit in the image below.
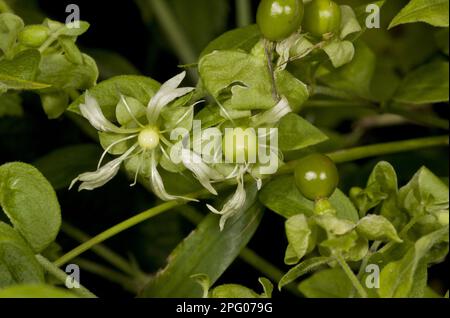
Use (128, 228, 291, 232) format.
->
(257, 0, 304, 41)
(302, 0, 341, 38)
(223, 127, 258, 164)
(294, 153, 339, 200)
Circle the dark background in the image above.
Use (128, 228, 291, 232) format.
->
(0, 0, 448, 298)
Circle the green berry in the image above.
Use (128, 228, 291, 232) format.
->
(257, 0, 304, 41)
(223, 127, 258, 164)
(294, 153, 339, 201)
(302, 0, 341, 38)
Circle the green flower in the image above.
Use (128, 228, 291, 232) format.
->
(70, 71, 216, 201)
(207, 97, 291, 230)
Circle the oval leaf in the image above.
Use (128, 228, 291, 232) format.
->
(0, 162, 61, 253)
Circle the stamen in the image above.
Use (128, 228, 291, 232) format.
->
(120, 95, 146, 128)
(97, 134, 138, 169)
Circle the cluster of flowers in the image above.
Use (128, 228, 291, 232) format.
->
(71, 72, 291, 229)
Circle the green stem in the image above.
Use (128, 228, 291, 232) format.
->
(387, 105, 449, 130)
(264, 40, 279, 101)
(75, 258, 145, 293)
(61, 222, 146, 279)
(377, 216, 420, 255)
(35, 255, 97, 298)
(279, 135, 449, 174)
(303, 99, 375, 108)
(148, 0, 198, 81)
(54, 200, 182, 267)
(235, 0, 252, 27)
(335, 253, 368, 298)
(349, 241, 381, 298)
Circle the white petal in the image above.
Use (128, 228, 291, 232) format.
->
(80, 92, 132, 133)
(180, 149, 223, 195)
(207, 174, 247, 231)
(149, 153, 198, 202)
(251, 96, 292, 126)
(70, 145, 136, 191)
(147, 71, 195, 123)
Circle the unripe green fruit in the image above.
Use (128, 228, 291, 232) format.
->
(257, 0, 304, 41)
(302, 0, 341, 38)
(223, 127, 258, 164)
(294, 153, 339, 201)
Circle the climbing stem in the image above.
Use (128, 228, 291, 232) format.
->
(335, 253, 368, 298)
(36, 254, 97, 298)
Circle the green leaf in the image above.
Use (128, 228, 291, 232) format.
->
(0, 13, 24, 57)
(313, 214, 355, 236)
(191, 273, 211, 298)
(211, 284, 260, 298)
(0, 162, 61, 253)
(278, 113, 328, 151)
(200, 24, 261, 58)
(0, 284, 77, 298)
(210, 278, 273, 298)
(394, 61, 449, 104)
(39, 91, 69, 119)
(357, 215, 402, 242)
(398, 166, 449, 218)
(0, 49, 50, 91)
(44, 18, 90, 37)
(284, 214, 311, 265)
(0, 222, 44, 287)
(68, 75, 160, 120)
(259, 277, 273, 298)
(199, 50, 308, 111)
(389, 0, 449, 29)
(58, 36, 83, 65)
(350, 161, 398, 217)
(139, 186, 263, 298)
(259, 175, 359, 222)
(339, 5, 362, 39)
(378, 226, 449, 298)
(323, 40, 355, 68)
(278, 256, 332, 290)
(319, 41, 376, 99)
(33, 144, 102, 191)
(36, 52, 98, 92)
(115, 95, 146, 127)
(298, 268, 352, 298)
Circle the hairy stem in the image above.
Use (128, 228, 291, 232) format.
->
(335, 253, 368, 298)
(35, 255, 97, 298)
